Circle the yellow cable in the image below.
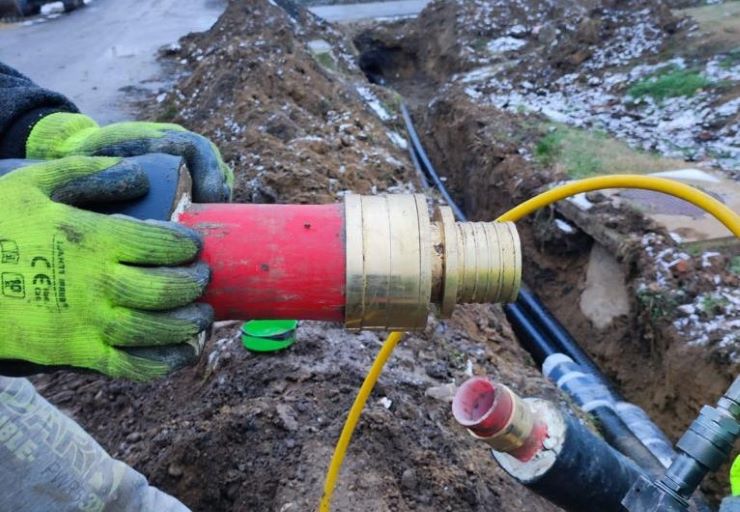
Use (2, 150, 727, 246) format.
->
(319, 331, 404, 512)
(495, 174, 740, 235)
(319, 175, 740, 511)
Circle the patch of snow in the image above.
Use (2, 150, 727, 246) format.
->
(387, 131, 408, 149)
(41, 1, 64, 15)
(555, 218, 576, 234)
(355, 85, 391, 122)
(568, 193, 594, 211)
(487, 37, 527, 54)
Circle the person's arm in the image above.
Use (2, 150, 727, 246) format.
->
(0, 61, 232, 202)
(0, 376, 190, 512)
(0, 62, 78, 158)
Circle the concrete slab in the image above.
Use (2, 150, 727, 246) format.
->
(580, 243, 630, 330)
(618, 169, 740, 245)
(309, 0, 430, 23)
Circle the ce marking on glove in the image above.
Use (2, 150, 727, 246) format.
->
(31, 255, 53, 305)
(1, 272, 24, 298)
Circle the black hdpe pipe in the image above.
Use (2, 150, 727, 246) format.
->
(517, 288, 609, 382)
(502, 410, 646, 512)
(400, 104, 672, 470)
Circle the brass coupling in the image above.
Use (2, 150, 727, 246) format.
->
(466, 383, 536, 453)
(344, 194, 521, 330)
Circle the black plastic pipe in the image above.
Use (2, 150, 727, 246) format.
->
(494, 408, 646, 512)
(504, 303, 555, 364)
(517, 288, 608, 385)
(401, 104, 466, 221)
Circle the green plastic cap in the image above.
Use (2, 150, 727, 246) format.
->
(242, 320, 298, 353)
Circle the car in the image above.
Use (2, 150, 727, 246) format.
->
(0, 0, 84, 17)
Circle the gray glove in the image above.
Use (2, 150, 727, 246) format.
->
(0, 376, 188, 511)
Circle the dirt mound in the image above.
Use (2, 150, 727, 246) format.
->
(32, 1, 567, 511)
(156, 0, 414, 205)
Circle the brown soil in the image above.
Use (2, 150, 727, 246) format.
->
(27, 0, 738, 509)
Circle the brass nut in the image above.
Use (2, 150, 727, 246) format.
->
(344, 194, 521, 330)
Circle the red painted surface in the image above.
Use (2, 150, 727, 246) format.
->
(178, 203, 346, 321)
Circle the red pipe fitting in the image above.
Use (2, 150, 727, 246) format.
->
(452, 377, 548, 462)
(175, 196, 521, 329)
(178, 203, 346, 321)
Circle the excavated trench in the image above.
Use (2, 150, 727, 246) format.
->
(353, 26, 737, 501)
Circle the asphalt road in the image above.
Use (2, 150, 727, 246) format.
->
(0, 0, 226, 122)
(308, 0, 430, 22)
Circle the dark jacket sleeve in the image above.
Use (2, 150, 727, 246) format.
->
(0, 62, 78, 158)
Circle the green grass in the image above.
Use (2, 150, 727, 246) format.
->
(699, 294, 730, 319)
(637, 288, 677, 321)
(534, 125, 687, 179)
(719, 48, 740, 69)
(730, 256, 740, 275)
(314, 51, 339, 72)
(627, 66, 712, 101)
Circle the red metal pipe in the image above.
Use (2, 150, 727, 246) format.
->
(178, 203, 346, 321)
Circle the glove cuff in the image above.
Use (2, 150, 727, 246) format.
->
(26, 112, 99, 159)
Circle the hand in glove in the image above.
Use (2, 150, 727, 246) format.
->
(26, 112, 233, 202)
(0, 156, 212, 380)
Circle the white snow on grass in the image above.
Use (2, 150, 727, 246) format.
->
(356, 85, 392, 121)
(487, 37, 527, 54)
(40, 1, 64, 15)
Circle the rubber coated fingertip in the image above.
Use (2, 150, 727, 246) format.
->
(143, 218, 204, 255)
(121, 335, 205, 372)
(51, 159, 149, 206)
(168, 302, 215, 334)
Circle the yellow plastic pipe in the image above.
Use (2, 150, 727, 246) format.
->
(319, 175, 740, 511)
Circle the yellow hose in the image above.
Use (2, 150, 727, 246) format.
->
(319, 175, 740, 511)
(496, 174, 740, 235)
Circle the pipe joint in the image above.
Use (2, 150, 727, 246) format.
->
(452, 377, 546, 462)
(345, 194, 521, 330)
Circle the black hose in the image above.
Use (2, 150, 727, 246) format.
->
(517, 287, 610, 386)
(497, 407, 647, 512)
(591, 405, 667, 476)
(503, 303, 555, 364)
(401, 104, 466, 221)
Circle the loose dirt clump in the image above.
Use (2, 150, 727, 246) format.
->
(31, 1, 572, 511)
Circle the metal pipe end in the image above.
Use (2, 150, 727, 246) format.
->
(433, 207, 521, 316)
(452, 377, 546, 461)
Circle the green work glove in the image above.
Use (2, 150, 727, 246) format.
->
(0, 156, 213, 380)
(26, 112, 234, 203)
(732, 455, 740, 496)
